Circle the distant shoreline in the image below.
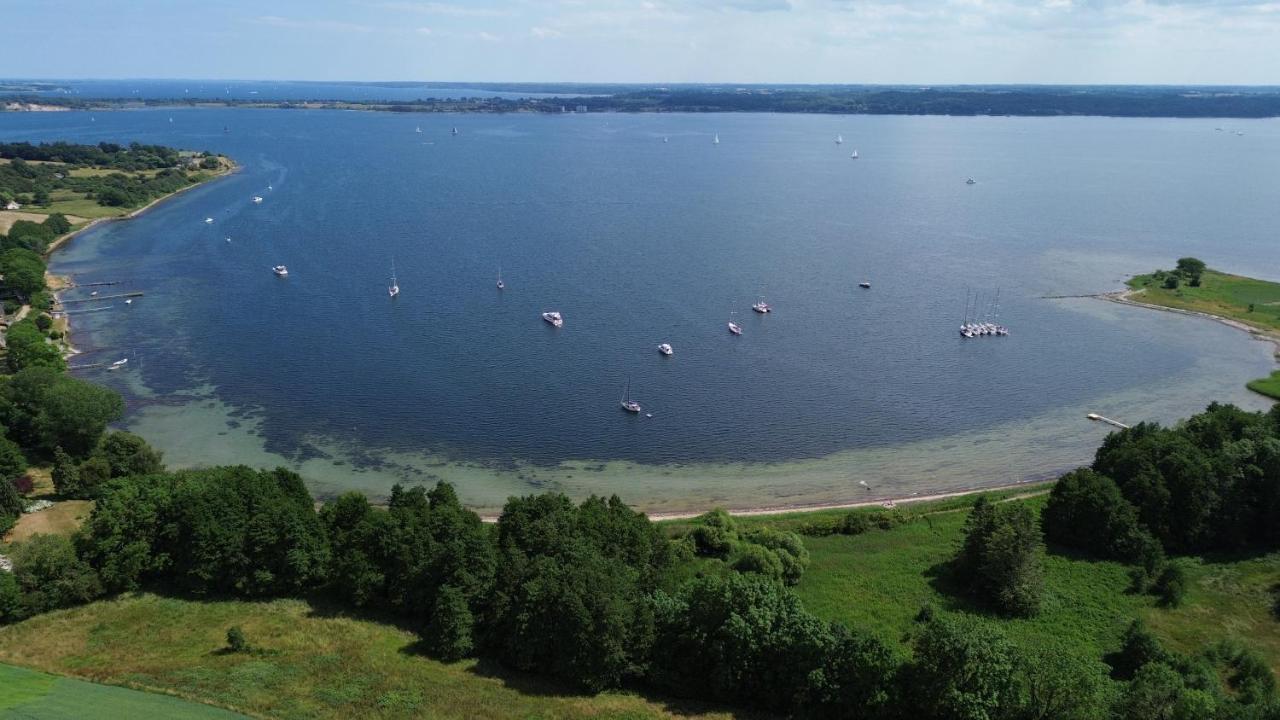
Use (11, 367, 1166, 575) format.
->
(7, 84, 1280, 119)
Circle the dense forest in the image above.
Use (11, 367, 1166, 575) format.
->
(7, 85, 1280, 117)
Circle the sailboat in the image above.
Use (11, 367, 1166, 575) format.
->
(388, 261, 400, 298)
(835, 134, 844, 145)
(728, 311, 743, 335)
(663, 136, 669, 143)
(752, 295, 772, 313)
(851, 149, 859, 159)
(451, 126, 459, 136)
(620, 378, 642, 413)
(496, 265, 505, 290)
(415, 125, 422, 134)
(713, 133, 720, 145)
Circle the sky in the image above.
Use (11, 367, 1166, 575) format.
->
(2, 0, 1279, 85)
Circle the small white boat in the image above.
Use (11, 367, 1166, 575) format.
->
(658, 343, 673, 356)
(415, 126, 422, 134)
(204, 217, 213, 224)
(267, 185, 273, 191)
(108, 358, 128, 370)
(713, 133, 720, 145)
(542, 311, 563, 328)
(226, 237, 231, 243)
(663, 136, 669, 143)
(496, 265, 504, 290)
(752, 298, 771, 313)
(388, 260, 399, 298)
(90, 291, 98, 297)
(620, 378, 642, 413)
(858, 282, 871, 289)
(851, 149, 859, 159)
(728, 312, 743, 335)
(966, 177, 976, 185)
(252, 196, 263, 204)
(451, 126, 459, 136)
(125, 299, 133, 305)
(273, 265, 289, 277)
(835, 134, 843, 145)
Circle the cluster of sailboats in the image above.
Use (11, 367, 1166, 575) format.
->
(960, 289, 1009, 338)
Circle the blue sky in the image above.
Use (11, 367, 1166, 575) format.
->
(3, 0, 1279, 84)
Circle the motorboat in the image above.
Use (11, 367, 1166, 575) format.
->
(542, 311, 563, 328)
(272, 265, 288, 277)
(858, 282, 871, 289)
(658, 343, 673, 356)
(252, 196, 263, 204)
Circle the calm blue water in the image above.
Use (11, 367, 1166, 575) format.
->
(4, 109, 1278, 509)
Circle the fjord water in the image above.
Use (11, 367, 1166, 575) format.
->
(5, 109, 1278, 512)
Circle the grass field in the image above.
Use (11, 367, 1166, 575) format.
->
(0, 663, 247, 719)
(1127, 269, 1280, 334)
(0, 595, 740, 720)
(1247, 371, 1280, 400)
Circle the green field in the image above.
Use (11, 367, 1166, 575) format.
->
(1, 490, 1277, 717)
(1248, 370, 1280, 400)
(0, 595, 738, 720)
(0, 663, 247, 719)
(1127, 268, 1280, 334)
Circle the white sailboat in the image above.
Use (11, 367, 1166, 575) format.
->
(496, 265, 505, 290)
(451, 126, 459, 136)
(415, 125, 422, 134)
(851, 149, 859, 159)
(388, 261, 400, 298)
(727, 311, 742, 335)
(835, 134, 844, 145)
(713, 133, 720, 145)
(620, 378, 642, 413)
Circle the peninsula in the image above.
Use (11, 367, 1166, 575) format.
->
(1120, 257, 1280, 398)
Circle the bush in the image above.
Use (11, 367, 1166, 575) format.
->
(34, 314, 52, 332)
(1109, 619, 1170, 680)
(226, 626, 249, 653)
(0, 571, 22, 623)
(1154, 563, 1188, 608)
(689, 508, 737, 558)
(0, 437, 28, 484)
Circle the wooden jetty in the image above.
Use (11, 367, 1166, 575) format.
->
(1086, 413, 1130, 430)
(57, 292, 143, 305)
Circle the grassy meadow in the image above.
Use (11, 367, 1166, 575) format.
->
(1127, 268, 1280, 334)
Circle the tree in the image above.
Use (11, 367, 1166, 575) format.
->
(1020, 644, 1110, 720)
(424, 584, 474, 661)
(1042, 468, 1144, 559)
(0, 436, 27, 483)
(50, 446, 80, 497)
(1110, 619, 1170, 680)
(0, 471, 24, 534)
(94, 431, 164, 478)
(42, 213, 72, 235)
(1116, 662, 1188, 720)
(955, 497, 1045, 616)
(899, 615, 1022, 720)
(9, 534, 102, 615)
(689, 508, 738, 558)
(36, 376, 124, 456)
(0, 248, 47, 297)
(0, 571, 22, 623)
(4, 320, 65, 373)
(1175, 257, 1206, 285)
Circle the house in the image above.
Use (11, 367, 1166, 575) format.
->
(4, 200, 21, 211)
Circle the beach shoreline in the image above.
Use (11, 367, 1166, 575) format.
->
(42, 158, 239, 351)
(1098, 288, 1280, 360)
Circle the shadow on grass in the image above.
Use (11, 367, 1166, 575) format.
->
(923, 560, 986, 615)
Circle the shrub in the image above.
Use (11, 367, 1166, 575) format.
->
(1109, 619, 1170, 680)
(0, 572, 22, 623)
(689, 508, 737, 558)
(1154, 563, 1188, 608)
(0, 437, 28, 484)
(34, 314, 52, 332)
(226, 626, 249, 653)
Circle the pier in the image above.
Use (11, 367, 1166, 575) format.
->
(56, 292, 143, 305)
(1086, 413, 1130, 429)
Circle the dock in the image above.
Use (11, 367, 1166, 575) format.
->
(57, 292, 143, 305)
(1086, 413, 1130, 429)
